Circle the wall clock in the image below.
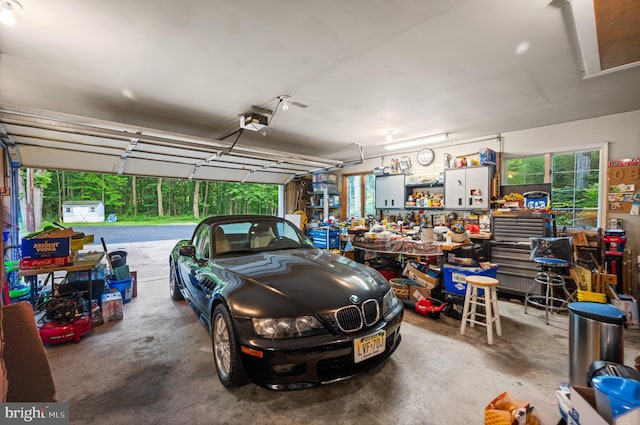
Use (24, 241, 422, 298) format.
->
(417, 148, 435, 166)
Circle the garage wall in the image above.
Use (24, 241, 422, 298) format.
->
(342, 110, 639, 236)
(504, 110, 640, 296)
(502, 110, 640, 158)
(335, 109, 640, 295)
(340, 137, 503, 178)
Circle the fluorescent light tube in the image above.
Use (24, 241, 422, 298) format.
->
(384, 133, 448, 151)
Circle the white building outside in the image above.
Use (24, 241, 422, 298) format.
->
(62, 201, 105, 223)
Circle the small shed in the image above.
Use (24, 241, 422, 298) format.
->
(62, 201, 105, 223)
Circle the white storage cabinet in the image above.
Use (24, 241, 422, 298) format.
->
(375, 175, 405, 210)
(444, 166, 491, 210)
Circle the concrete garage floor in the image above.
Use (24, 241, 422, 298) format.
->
(44, 240, 640, 425)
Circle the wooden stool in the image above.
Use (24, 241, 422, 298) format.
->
(460, 275, 502, 345)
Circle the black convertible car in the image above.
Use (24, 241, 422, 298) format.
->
(169, 215, 403, 390)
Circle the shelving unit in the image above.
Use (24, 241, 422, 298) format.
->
(309, 189, 341, 210)
(309, 172, 340, 221)
(404, 182, 444, 210)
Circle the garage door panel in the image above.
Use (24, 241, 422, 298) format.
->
(17, 145, 122, 174)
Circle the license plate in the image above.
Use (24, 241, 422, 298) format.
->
(354, 330, 386, 364)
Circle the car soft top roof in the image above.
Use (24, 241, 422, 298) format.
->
(201, 215, 283, 226)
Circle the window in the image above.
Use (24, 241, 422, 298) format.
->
(504, 149, 600, 228)
(505, 156, 545, 184)
(344, 173, 376, 219)
(90, 207, 96, 213)
(551, 151, 600, 229)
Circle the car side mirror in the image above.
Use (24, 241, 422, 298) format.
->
(179, 245, 196, 258)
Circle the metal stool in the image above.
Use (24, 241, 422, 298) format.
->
(460, 275, 502, 345)
(525, 257, 575, 325)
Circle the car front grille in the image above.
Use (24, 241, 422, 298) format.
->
(335, 305, 363, 333)
(334, 299, 380, 333)
(362, 299, 379, 326)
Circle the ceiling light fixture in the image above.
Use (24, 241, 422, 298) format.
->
(0, 0, 22, 26)
(385, 130, 394, 142)
(383, 132, 448, 151)
(515, 40, 530, 55)
(121, 88, 136, 100)
(280, 96, 291, 111)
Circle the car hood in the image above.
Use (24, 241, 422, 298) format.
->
(215, 249, 388, 316)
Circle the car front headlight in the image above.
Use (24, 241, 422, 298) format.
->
(382, 288, 399, 315)
(252, 316, 325, 338)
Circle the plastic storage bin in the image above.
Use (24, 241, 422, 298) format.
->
(312, 173, 337, 184)
(312, 182, 338, 193)
(311, 194, 340, 207)
(307, 228, 339, 249)
(107, 276, 133, 304)
(592, 376, 640, 423)
(442, 263, 498, 295)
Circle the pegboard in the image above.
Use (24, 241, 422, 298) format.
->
(607, 159, 640, 213)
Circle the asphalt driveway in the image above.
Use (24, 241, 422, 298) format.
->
(73, 224, 196, 245)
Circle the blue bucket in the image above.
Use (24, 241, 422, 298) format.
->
(592, 376, 640, 422)
(107, 276, 133, 304)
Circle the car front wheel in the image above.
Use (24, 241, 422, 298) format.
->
(212, 304, 248, 388)
(169, 259, 184, 301)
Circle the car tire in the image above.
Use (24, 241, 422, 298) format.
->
(212, 304, 248, 388)
(169, 259, 184, 301)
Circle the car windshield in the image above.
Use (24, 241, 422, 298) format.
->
(213, 218, 316, 255)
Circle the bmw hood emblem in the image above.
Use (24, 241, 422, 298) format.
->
(349, 295, 360, 304)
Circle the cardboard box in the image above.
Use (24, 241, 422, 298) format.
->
(101, 292, 123, 323)
(569, 386, 640, 425)
(21, 237, 70, 260)
(20, 256, 71, 269)
(342, 251, 355, 260)
(610, 295, 639, 328)
(390, 278, 433, 301)
(479, 147, 496, 165)
(410, 286, 432, 302)
(402, 263, 439, 288)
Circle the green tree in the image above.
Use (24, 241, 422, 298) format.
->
(37, 170, 279, 221)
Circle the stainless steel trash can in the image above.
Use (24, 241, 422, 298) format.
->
(568, 302, 626, 386)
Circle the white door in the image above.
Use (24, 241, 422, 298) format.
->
(444, 168, 466, 209)
(375, 175, 404, 209)
(464, 167, 490, 209)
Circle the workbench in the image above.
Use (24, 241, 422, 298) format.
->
(18, 252, 105, 308)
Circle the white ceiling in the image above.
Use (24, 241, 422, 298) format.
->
(1, 0, 640, 183)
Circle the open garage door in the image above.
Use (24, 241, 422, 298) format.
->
(0, 107, 343, 185)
